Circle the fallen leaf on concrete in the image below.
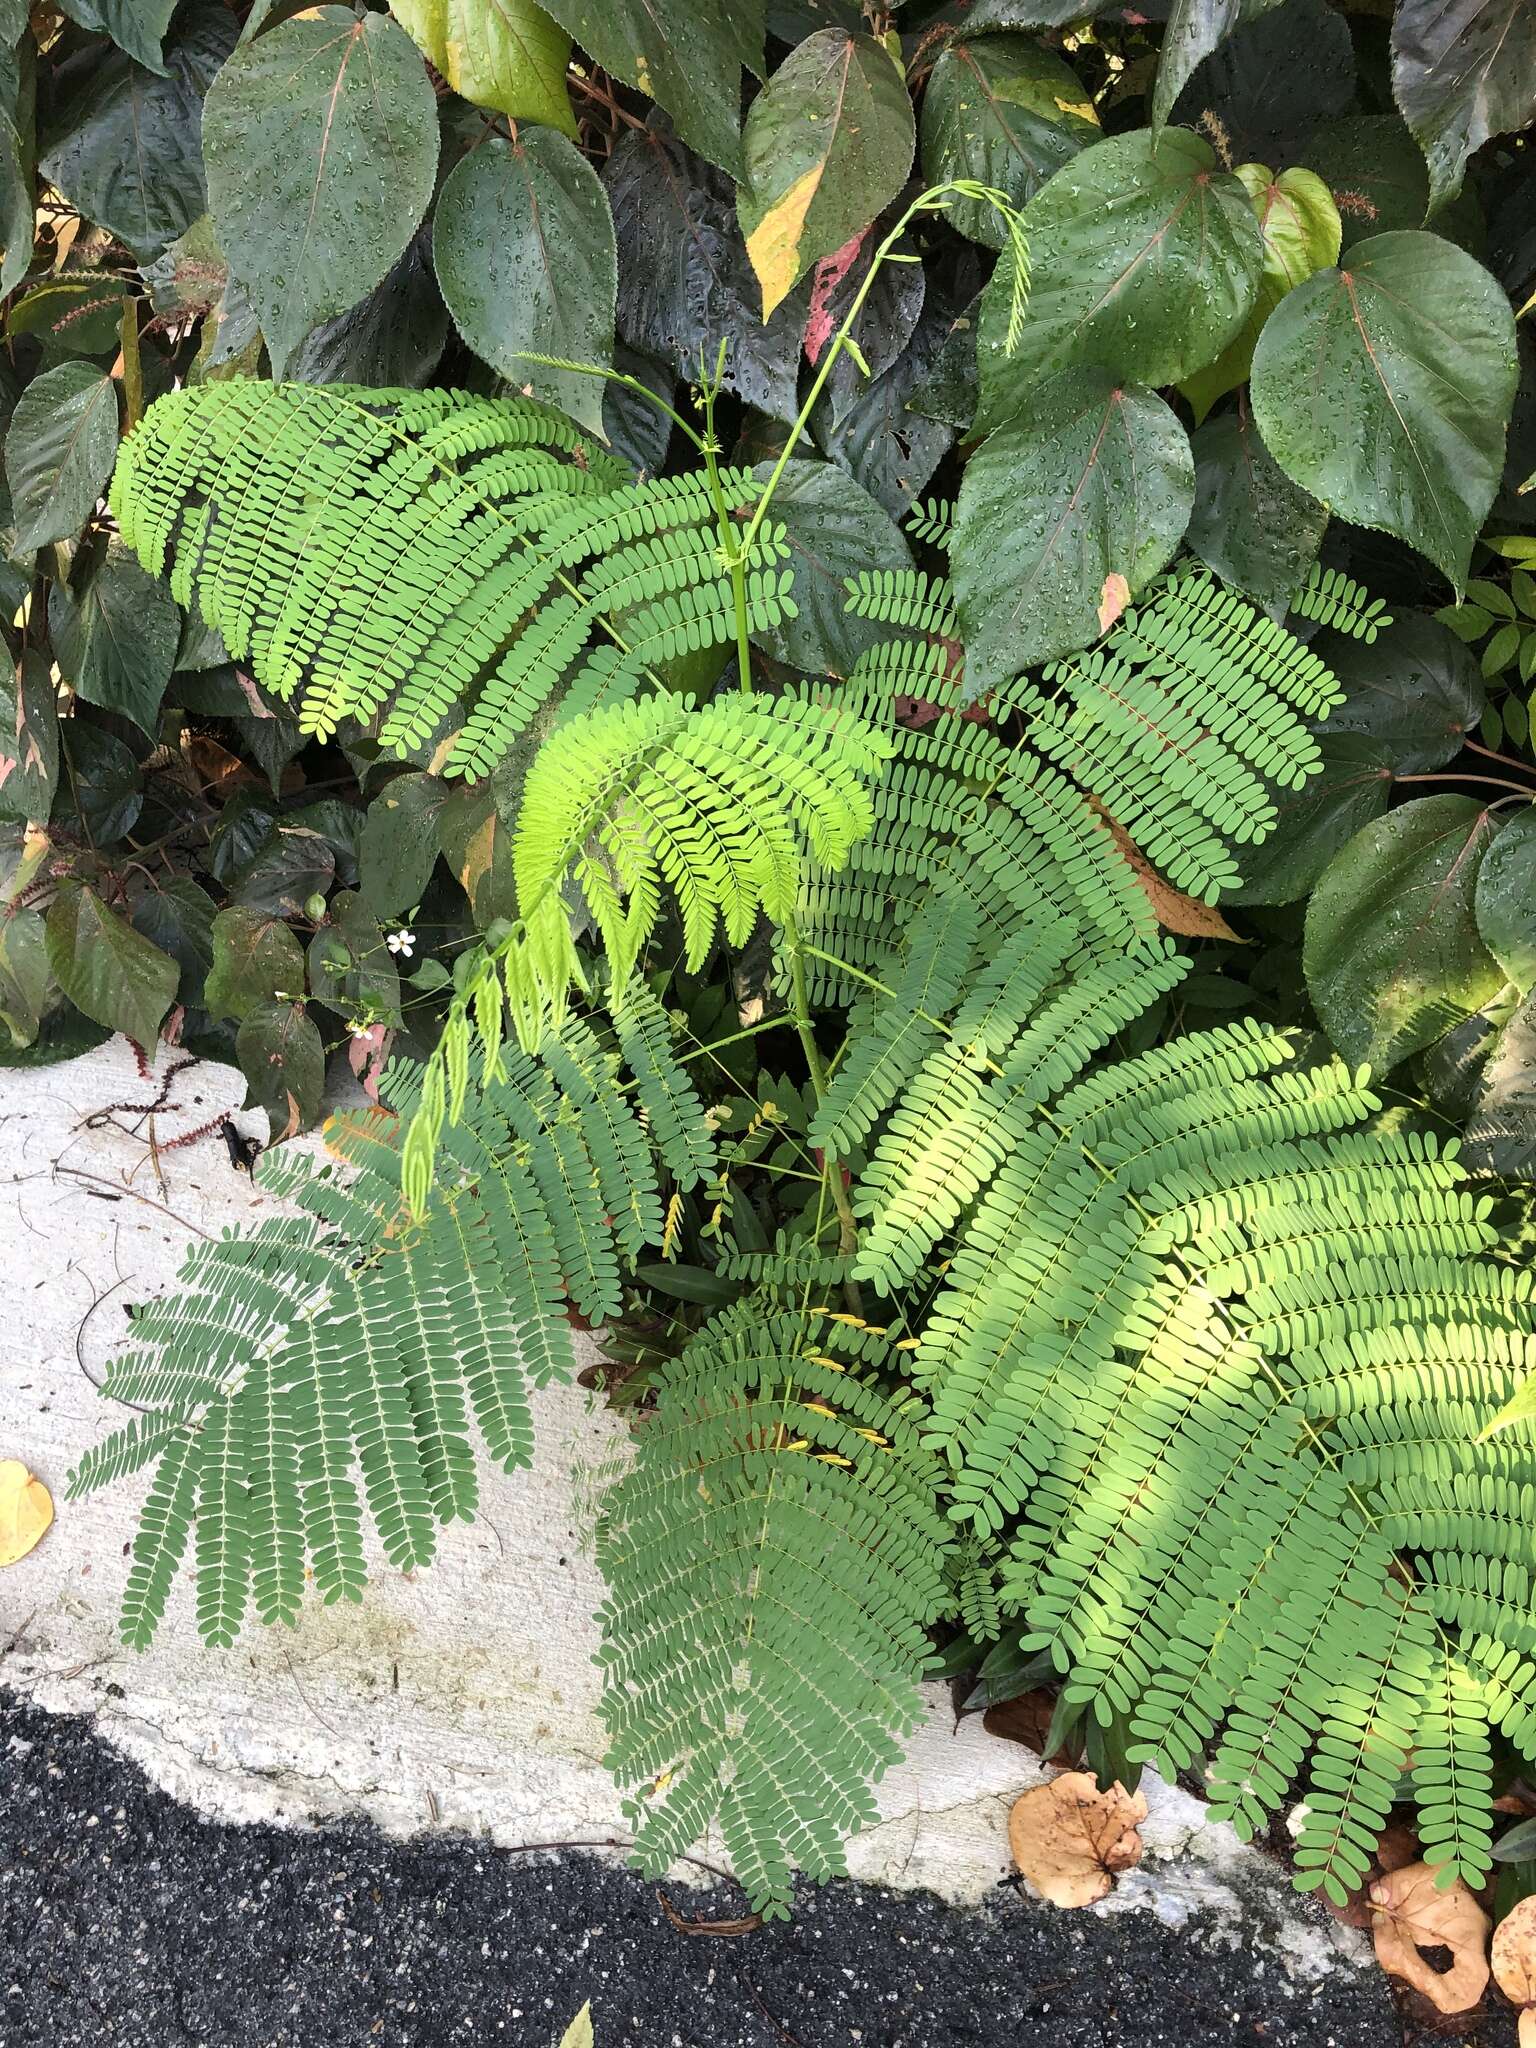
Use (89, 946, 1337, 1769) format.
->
(1493, 1896, 1536, 2044)
(1375, 1822, 1421, 1872)
(1008, 1769, 1148, 1907)
(557, 2004, 594, 2048)
(1369, 1861, 1490, 2014)
(0, 1459, 53, 1565)
(656, 1888, 763, 1938)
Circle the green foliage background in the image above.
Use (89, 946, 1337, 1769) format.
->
(9, 0, 1536, 1938)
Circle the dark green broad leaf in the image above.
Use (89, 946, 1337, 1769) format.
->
(1228, 731, 1393, 905)
(237, 997, 324, 1140)
(358, 771, 447, 917)
(1312, 614, 1485, 773)
(1464, 991, 1536, 1180)
(204, 904, 306, 1023)
(9, 276, 127, 358)
(389, 0, 574, 133)
(60, 719, 141, 843)
(1475, 804, 1536, 995)
(433, 128, 615, 437)
(49, 542, 180, 736)
(808, 208, 926, 424)
(747, 458, 912, 675)
(953, 369, 1195, 689)
(233, 825, 335, 919)
(232, 711, 307, 797)
(0, 904, 46, 1047)
(1418, 1003, 1500, 1123)
(0, 650, 60, 822)
(40, 5, 233, 264)
(814, 294, 956, 518)
(207, 788, 278, 883)
(1166, 0, 1354, 163)
(921, 34, 1099, 247)
(58, 0, 176, 72)
(737, 29, 913, 319)
(287, 796, 363, 886)
(306, 890, 400, 1025)
(288, 235, 448, 390)
(539, 0, 763, 177)
(45, 883, 178, 1051)
(129, 876, 216, 998)
(5, 362, 118, 551)
(1153, 0, 1284, 130)
(1251, 231, 1518, 591)
(1303, 794, 1506, 1069)
(606, 124, 808, 423)
(0, 37, 34, 300)
(975, 129, 1264, 433)
(1184, 411, 1327, 605)
(603, 345, 677, 480)
(1180, 165, 1341, 423)
(1296, 117, 1443, 253)
(202, 7, 438, 380)
(437, 778, 519, 926)
(1392, 0, 1536, 216)
(907, 293, 981, 430)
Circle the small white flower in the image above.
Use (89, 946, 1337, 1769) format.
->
(348, 1020, 373, 1041)
(386, 928, 416, 958)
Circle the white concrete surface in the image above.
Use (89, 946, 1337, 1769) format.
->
(0, 1039, 1365, 1980)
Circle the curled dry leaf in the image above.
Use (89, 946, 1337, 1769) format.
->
(1369, 1860, 1490, 2015)
(983, 1693, 1079, 1769)
(1493, 1895, 1536, 2043)
(1008, 1769, 1148, 1908)
(0, 1458, 54, 1565)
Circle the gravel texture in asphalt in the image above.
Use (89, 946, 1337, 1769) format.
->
(0, 1690, 1517, 2048)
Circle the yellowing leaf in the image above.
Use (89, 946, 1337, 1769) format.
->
(390, 0, 576, 133)
(1007, 1770, 1148, 1907)
(0, 1458, 53, 1565)
(738, 30, 914, 320)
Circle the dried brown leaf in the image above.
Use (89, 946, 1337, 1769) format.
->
(983, 1693, 1079, 1768)
(1007, 1769, 1148, 1908)
(1093, 802, 1243, 940)
(1493, 1895, 1536, 2010)
(1369, 1860, 1490, 2015)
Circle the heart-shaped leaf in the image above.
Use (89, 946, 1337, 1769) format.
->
(1391, 0, 1536, 215)
(433, 128, 615, 436)
(1180, 164, 1341, 422)
(1315, 614, 1485, 772)
(748, 457, 911, 674)
(5, 362, 117, 551)
(49, 541, 180, 735)
(46, 883, 178, 1051)
(1304, 793, 1505, 1069)
(202, 6, 438, 379)
(1184, 411, 1326, 604)
(1152, 0, 1283, 130)
(953, 368, 1195, 688)
(1250, 230, 1518, 590)
(920, 33, 1098, 248)
(975, 128, 1264, 432)
(539, 0, 763, 177)
(738, 30, 914, 320)
(237, 997, 324, 1140)
(1475, 803, 1536, 995)
(389, 0, 574, 133)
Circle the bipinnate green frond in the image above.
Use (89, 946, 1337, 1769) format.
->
(596, 1305, 953, 1919)
(1288, 562, 1393, 641)
(108, 381, 797, 774)
(77, 1028, 677, 1649)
